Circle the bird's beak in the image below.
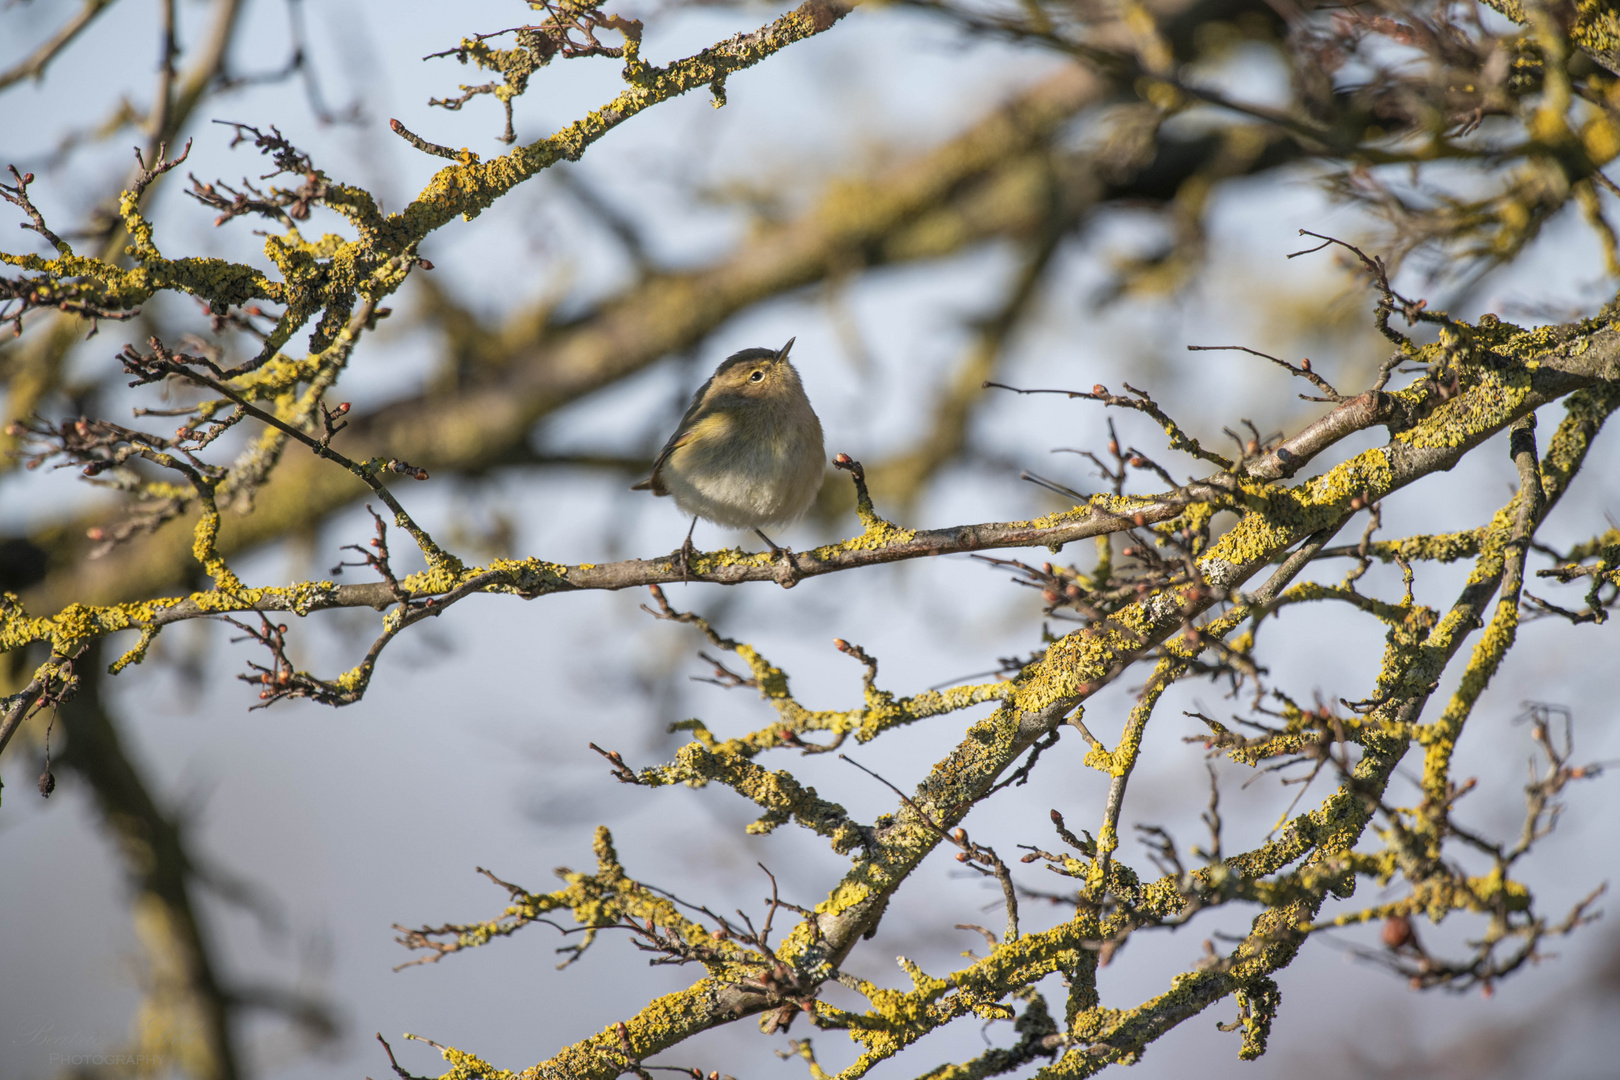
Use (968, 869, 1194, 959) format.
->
(776, 337, 796, 361)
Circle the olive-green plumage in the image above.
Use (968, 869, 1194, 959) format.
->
(632, 338, 824, 531)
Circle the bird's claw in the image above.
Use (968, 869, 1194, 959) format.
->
(677, 534, 698, 584)
(755, 529, 801, 589)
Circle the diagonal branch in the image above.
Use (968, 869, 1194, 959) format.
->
(0, 0, 122, 92)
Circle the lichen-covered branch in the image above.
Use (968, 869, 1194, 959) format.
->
(8, 1, 1620, 1076)
(369, 304, 1620, 1080)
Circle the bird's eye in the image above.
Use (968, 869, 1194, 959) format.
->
(749, 370, 764, 382)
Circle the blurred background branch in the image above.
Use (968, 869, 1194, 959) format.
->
(4, 0, 1620, 1077)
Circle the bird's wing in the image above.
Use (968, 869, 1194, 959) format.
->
(631, 429, 694, 494)
(631, 377, 713, 494)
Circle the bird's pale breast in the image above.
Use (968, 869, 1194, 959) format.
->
(661, 404, 823, 529)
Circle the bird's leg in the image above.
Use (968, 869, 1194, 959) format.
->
(678, 516, 699, 583)
(754, 528, 802, 587)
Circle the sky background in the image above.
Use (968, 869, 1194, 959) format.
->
(3, 1, 1619, 1078)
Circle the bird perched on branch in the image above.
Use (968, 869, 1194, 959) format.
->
(633, 338, 824, 577)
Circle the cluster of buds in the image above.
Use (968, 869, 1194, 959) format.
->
(187, 123, 327, 226)
(224, 614, 349, 708)
(385, 458, 430, 481)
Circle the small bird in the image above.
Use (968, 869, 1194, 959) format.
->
(633, 338, 824, 576)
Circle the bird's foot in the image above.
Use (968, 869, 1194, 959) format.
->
(676, 534, 698, 584)
(755, 529, 801, 589)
